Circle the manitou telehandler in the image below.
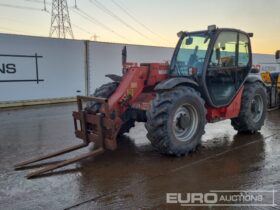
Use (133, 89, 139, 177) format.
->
(16, 25, 268, 178)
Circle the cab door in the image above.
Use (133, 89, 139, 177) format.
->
(206, 31, 250, 107)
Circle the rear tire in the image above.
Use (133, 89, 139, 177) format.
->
(145, 86, 206, 156)
(86, 82, 135, 136)
(231, 82, 267, 133)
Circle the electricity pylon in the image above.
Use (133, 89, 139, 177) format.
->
(49, 0, 74, 39)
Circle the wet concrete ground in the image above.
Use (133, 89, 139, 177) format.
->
(0, 103, 280, 209)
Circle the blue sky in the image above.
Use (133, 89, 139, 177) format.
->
(0, 0, 279, 54)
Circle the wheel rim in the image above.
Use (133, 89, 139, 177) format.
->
(172, 103, 199, 142)
(251, 94, 263, 122)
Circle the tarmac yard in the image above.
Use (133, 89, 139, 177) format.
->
(0, 103, 280, 209)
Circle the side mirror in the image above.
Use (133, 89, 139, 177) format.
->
(251, 68, 260, 74)
(276, 50, 280, 60)
(185, 37, 193, 45)
(247, 33, 254, 38)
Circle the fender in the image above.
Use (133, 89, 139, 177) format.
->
(245, 74, 265, 84)
(105, 74, 122, 82)
(154, 77, 198, 91)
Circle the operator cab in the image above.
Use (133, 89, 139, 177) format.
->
(170, 25, 252, 108)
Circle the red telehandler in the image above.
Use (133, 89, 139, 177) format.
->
(16, 25, 267, 178)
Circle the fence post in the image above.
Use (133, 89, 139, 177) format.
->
(84, 40, 90, 96)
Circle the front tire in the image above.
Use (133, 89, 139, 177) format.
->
(231, 82, 267, 133)
(145, 86, 206, 156)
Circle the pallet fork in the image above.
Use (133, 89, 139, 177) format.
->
(15, 96, 121, 178)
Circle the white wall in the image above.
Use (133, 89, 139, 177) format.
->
(0, 33, 278, 104)
(0, 34, 85, 102)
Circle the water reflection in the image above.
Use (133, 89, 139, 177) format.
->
(73, 131, 266, 209)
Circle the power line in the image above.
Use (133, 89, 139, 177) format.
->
(22, 0, 130, 41)
(89, 0, 153, 41)
(0, 16, 33, 26)
(0, 26, 41, 36)
(0, 26, 27, 34)
(71, 8, 102, 26)
(20, 0, 50, 12)
(72, 23, 92, 36)
(24, 0, 50, 4)
(75, 8, 130, 41)
(71, 7, 130, 41)
(0, 0, 140, 41)
(111, 0, 168, 42)
(0, 3, 42, 11)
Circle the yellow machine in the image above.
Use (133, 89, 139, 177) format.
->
(261, 71, 280, 91)
(260, 50, 280, 109)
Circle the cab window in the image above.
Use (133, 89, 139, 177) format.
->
(206, 31, 238, 106)
(238, 33, 250, 67)
(206, 31, 251, 106)
(209, 32, 237, 68)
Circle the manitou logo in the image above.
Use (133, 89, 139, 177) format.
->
(0, 63, 16, 74)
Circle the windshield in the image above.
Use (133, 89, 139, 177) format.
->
(170, 33, 211, 76)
